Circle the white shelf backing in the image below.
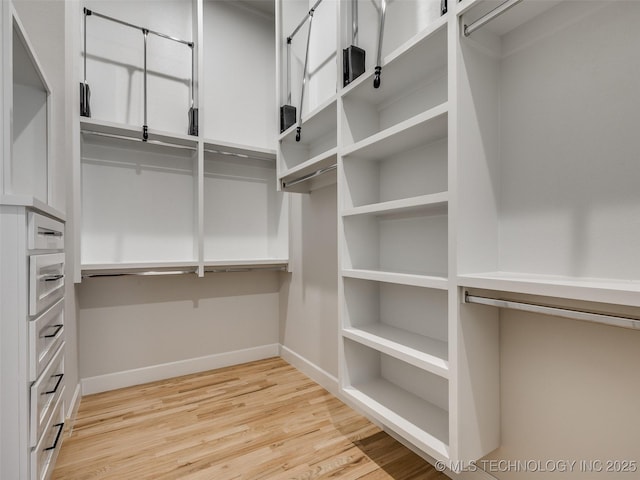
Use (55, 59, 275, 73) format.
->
(458, 272, 640, 309)
(279, 97, 337, 173)
(81, 0, 194, 134)
(342, 135, 447, 210)
(342, 339, 449, 460)
(80, 132, 197, 265)
(342, 193, 448, 218)
(10, 16, 50, 203)
(342, 3, 447, 92)
(342, 269, 448, 290)
(343, 104, 448, 161)
(456, 1, 640, 284)
(342, 211, 448, 278)
(203, 151, 287, 261)
(342, 277, 449, 377)
(279, 147, 337, 193)
(341, 22, 447, 146)
(203, 0, 276, 151)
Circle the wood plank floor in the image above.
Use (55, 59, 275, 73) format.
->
(53, 357, 447, 480)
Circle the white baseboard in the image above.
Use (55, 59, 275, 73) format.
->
(81, 344, 280, 395)
(279, 345, 339, 397)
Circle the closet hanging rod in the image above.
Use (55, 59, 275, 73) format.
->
(204, 266, 287, 273)
(464, 291, 640, 330)
(463, 0, 524, 37)
(282, 164, 337, 189)
(82, 269, 197, 278)
(83, 8, 193, 47)
(203, 148, 274, 161)
(287, 0, 324, 41)
(81, 130, 197, 151)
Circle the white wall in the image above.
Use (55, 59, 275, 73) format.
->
(481, 312, 640, 480)
(78, 271, 280, 388)
(279, 184, 339, 389)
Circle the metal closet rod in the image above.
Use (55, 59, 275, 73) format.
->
(282, 164, 337, 189)
(464, 0, 524, 37)
(81, 130, 197, 151)
(83, 8, 193, 47)
(287, 0, 324, 41)
(83, 269, 197, 278)
(464, 291, 640, 331)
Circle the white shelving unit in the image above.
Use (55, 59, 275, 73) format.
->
(75, 0, 288, 280)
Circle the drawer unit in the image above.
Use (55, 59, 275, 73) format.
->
(29, 299, 64, 382)
(28, 213, 65, 251)
(30, 391, 65, 480)
(29, 253, 65, 316)
(30, 344, 65, 448)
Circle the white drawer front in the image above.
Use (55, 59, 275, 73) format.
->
(28, 212, 64, 251)
(29, 253, 65, 317)
(31, 390, 65, 480)
(30, 344, 65, 448)
(29, 299, 64, 382)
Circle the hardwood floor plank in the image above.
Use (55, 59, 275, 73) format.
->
(53, 358, 447, 480)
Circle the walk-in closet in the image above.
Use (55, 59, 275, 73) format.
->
(2, 0, 640, 479)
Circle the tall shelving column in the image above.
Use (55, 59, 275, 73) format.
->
(337, 10, 453, 461)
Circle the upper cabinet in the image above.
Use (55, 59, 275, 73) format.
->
(1, 4, 56, 213)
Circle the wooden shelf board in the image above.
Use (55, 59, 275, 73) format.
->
(81, 118, 198, 148)
(342, 103, 448, 161)
(341, 16, 448, 106)
(458, 271, 640, 308)
(343, 325, 449, 379)
(342, 193, 448, 218)
(342, 269, 448, 290)
(342, 381, 449, 461)
(279, 95, 337, 145)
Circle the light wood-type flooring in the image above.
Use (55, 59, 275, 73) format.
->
(53, 357, 447, 479)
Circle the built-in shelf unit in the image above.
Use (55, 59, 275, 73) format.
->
(75, 0, 288, 280)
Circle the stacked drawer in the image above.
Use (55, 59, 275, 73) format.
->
(27, 212, 65, 480)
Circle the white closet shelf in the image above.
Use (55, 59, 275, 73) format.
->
(0, 195, 66, 221)
(279, 95, 337, 145)
(203, 259, 288, 270)
(203, 138, 276, 161)
(80, 118, 198, 149)
(342, 193, 448, 218)
(340, 16, 447, 105)
(81, 261, 199, 276)
(279, 148, 337, 187)
(342, 104, 448, 161)
(343, 325, 449, 379)
(342, 269, 448, 290)
(458, 272, 640, 308)
(342, 381, 449, 461)
(458, 0, 562, 36)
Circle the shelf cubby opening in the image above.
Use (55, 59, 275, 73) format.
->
(204, 150, 287, 262)
(82, 0, 194, 136)
(342, 338, 450, 459)
(457, 1, 640, 285)
(340, 22, 447, 146)
(11, 17, 49, 202)
(343, 211, 448, 278)
(80, 134, 197, 265)
(342, 136, 447, 210)
(342, 277, 448, 377)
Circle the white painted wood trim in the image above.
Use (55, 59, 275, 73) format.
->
(279, 345, 339, 397)
(81, 344, 279, 395)
(65, 383, 82, 433)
